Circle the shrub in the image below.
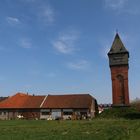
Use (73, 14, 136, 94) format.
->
(98, 107, 140, 119)
(131, 99, 140, 111)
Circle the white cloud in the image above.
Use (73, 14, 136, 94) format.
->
(43, 6, 54, 23)
(52, 30, 79, 54)
(19, 1, 55, 25)
(67, 60, 90, 70)
(104, 0, 140, 15)
(6, 17, 20, 24)
(38, 5, 55, 24)
(104, 0, 127, 10)
(20, 38, 32, 49)
(53, 40, 74, 54)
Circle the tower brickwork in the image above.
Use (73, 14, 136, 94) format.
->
(108, 33, 130, 106)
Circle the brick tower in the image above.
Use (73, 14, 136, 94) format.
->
(108, 33, 130, 106)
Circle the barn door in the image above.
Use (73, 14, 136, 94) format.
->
(51, 109, 61, 120)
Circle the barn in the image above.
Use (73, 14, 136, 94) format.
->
(0, 93, 98, 120)
(40, 94, 98, 120)
(0, 93, 45, 120)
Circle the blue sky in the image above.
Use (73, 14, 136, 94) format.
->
(0, 0, 140, 103)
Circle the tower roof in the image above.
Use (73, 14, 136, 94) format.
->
(108, 33, 128, 55)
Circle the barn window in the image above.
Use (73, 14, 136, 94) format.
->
(41, 112, 50, 115)
(41, 109, 50, 116)
(63, 112, 73, 115)
(63, 109, 73, 115)
(3, 112, 6, 115)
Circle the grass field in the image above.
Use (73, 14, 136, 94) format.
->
(0, 119, 140, 140)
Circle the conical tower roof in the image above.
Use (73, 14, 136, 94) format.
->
(108, 33, 128, 55)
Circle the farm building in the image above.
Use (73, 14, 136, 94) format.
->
(0, 93, 45, 120)
(0, 93, 98, 120)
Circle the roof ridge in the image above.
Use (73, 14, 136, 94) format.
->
(15, 92, 29, 96)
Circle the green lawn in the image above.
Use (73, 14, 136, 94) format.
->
(0, 119, 140, 140)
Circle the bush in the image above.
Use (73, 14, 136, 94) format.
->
(131, 100, 140, 111)
(98, 107, 140, 119)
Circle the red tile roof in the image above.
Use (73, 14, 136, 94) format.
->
(24, 96, 46, 108)
(42, 94, 94, 109)
(0, 93, 96, 109)
(0, 93, 45, 109)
